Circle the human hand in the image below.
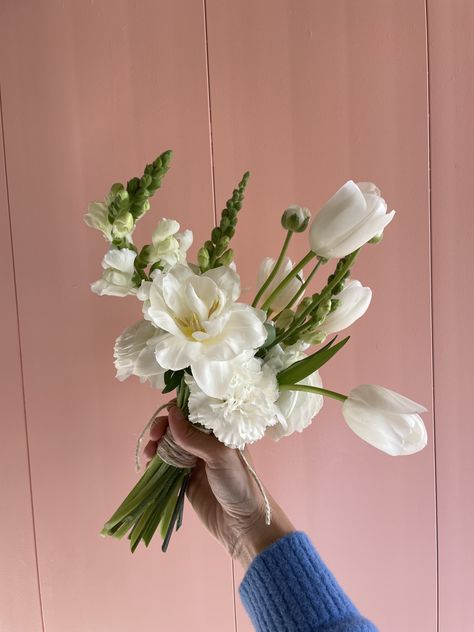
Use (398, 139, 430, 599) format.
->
(144, 404, 294, 569)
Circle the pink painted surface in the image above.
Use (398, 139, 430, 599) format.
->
(428, 1, 474, 630)
(0, 92, 44, 632)
(0, 2, 234, 631)
(206, 1, 437, 630)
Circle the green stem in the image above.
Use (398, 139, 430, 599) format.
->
(252, 231, 293, 307)
(261, 250, 316, 312)
(274, 258, 324, 320)
(279, 383, 347, 402)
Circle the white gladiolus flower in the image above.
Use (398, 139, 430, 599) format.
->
(150, 218, 193, 269)
(140, 263, 267, 398)
(318, 279, 372, 337)
(256, 256, 304, 312)
(264, 344, 324, 440)
(342, 384, 428, 455)
(185, 352, 282, 449)
(91, 248, 137, 297)
(309, 181, 395, 258)
(84, 202, 114, 241)
(113, 320, 165, 389)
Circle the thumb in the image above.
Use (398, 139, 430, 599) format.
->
(167, 405, 230, 467)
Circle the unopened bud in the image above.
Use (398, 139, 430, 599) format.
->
(198, 246, 210, 271)
(112, 210, 134, 238)
(275, 308, 294, 330)
(330, 298, 341, 312)
(295, 297, 313, 317)
(216, 249, 234, 266)
(301, 330, 327, 345)
(315, 298, 332, 320)
(281, 205, 311, 232)
(214, 236, 230, 258)
(211, 227, 222, 243)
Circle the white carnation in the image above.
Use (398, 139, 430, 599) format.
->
(185, 352, 283, 449)
(264, 344, 324, 440)
(113, 320, 165, 389)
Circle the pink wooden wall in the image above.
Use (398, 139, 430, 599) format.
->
(0, 1, 471, 631)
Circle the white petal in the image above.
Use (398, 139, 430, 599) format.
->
(191, 359, 235, 398)
(204, 266, 241, 303)
(153, 334, 199, 370)
(185, 276, 219, 321)
(152, 218, 180, 244)
(348, 384, 427, 414)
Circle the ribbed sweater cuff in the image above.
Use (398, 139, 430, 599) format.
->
(238, 531, 378, 632)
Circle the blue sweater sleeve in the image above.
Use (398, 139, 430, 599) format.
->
(238, 531, 378, 631)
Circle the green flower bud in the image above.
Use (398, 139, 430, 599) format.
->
(110, 182, 125, 196)
(281, 205, 311, 232)
(112, 210, 134, 238)
(295, 297, 313, 317)
(204, 240, 214, 253)
(136, 244, 153, 269)
(330, 298, 341, 312)
(332, 280, 345, 295)
(275, 308, 295, 330)
(198, 246, 210, 271)
(140, 174, 152, 188)
(211, 227, 222, 243)
(315, 298, 332, 320)
(301, 330, 327, 345)
(216, 249, 234, 266)
(214, 236, 231, 258)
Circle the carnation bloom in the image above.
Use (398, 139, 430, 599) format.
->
(317, 279, 372, 338)
(264, 344, 324, 440)
(185, 352, 282, 449)
(150, 218, 193, 269)
(256, 256, 304, 312)
(91, 248, 137, 297)
(139, 263, 267, 398)
(113, 320, 165, 389)
(342, 384, 428, 455)
(309, 181, 395, 258)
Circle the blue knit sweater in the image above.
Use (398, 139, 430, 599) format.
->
(239, 531, 378, 631)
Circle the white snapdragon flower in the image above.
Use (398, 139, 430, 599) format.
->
(84, 201, 137, 243)
(309, 181, 395, 258)
(91, 248, 137, 297)
(264, 344, 324, 440)
(317, 279, 372, 338)
(139, 263, 267, 398)
(185, 352, 283, 449)
(256, 256, 303, 312)
(150, 218, 193, 270)
(342, 384, 428, 455)
(113, 320, 165, 389)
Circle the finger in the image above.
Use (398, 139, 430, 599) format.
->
(143, 440, 158, 460)
(167, 405, 230, 468)
(186, 460, 217, 513)
(150, 416, 168, 441)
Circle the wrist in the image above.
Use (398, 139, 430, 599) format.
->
(233, 499, 295, 571)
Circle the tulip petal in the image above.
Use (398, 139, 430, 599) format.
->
(204, 266, 241, 303)
(153, 334, 198, 370)
(191, 358, 235, 398)
(348, 384, 427, 414)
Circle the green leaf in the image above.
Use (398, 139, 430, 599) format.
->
(277, 336, 350, 385)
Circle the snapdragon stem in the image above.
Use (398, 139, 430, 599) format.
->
(267, 249, 360, 350)
(261, 250, 316, 312)
(273, 258, 323, 320)
(279, 383, 347, 403)
(252, 231, 293, 307)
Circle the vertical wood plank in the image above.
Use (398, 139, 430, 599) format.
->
(0, 87, 44, 632)
(0, 1, 234, 630)
(427, 1, 474, 630)
(206, 1, 436, 630)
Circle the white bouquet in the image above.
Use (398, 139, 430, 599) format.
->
(86, 150, 427, 553)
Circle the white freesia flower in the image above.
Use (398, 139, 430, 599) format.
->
(91, 248, 137, 297)
(256, 256, 303, 312)
(309, 181, 395, 258)
(264, 344, 324, 440)
(84, 202, 113, 241)
(140, 263, 267, 397)
(185, 352, 282, 449)
(318, 279, 372, 337)
(113, 320, 165, 389)
(342, 384, 428, 455)
(150, 218, 193, 269)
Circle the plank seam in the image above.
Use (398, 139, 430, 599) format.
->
(0, 82, 46, 631)
(423, 1, 440, 630)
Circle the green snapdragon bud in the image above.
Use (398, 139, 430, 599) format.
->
(301, 330, 327, 345)
(295, 297, 314, 318)
(281, 205, 311, 232)
(112, 210, 134, 238)
(216, 249, 234, 266)
(275, 308, 295, 330)
(214, 236, 230, 258)
(330, 298, 341, 312)
(198, 246, 210, 271)
(315, 298, 332, 321)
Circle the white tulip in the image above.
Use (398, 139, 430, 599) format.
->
(113, 320, 165, 389)
(342, 384, 428, 455)
(150, 218, 193, 269)
(256, 256, 303, 312)
(91, 248, 137, 297)
(140, 263, 267, 398)
(318, 279, 372, 337)
(309, 181, 395, 258)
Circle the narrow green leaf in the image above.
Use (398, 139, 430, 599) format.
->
(277, 336, 350, 385)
